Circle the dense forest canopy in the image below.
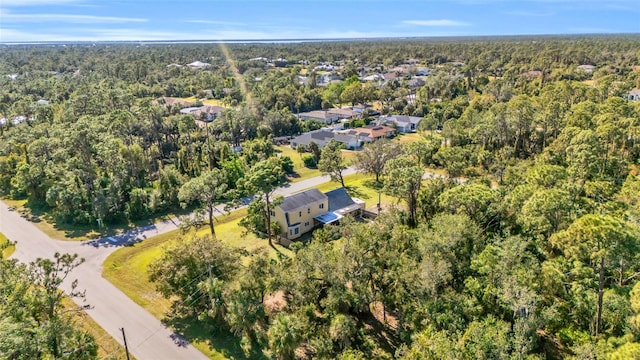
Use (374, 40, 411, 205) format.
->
(2, 35, 640, 359)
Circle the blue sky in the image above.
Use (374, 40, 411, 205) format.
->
(0, 0, 638, 42)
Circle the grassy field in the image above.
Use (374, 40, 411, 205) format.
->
(1, 231, 14, 259)
(174, 96, 228, 108)
(103, 208, 289, 359)
(277, 145, 359, 183)
(62, 298, 133, 360)
(202, 99, 226, 107)
(394, 132, 425, 144)
(275, 145, 321, 182)
(308, 173, 398, 211)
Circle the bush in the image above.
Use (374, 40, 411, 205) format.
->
(303, 155, 317, 168)
(281, 156, 295, 174)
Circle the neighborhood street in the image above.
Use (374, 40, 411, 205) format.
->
(0, 168, 358, 360)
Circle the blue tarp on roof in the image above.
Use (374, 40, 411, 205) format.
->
(314, 212, 341, 224)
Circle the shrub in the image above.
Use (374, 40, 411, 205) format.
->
(303, 155, 317, 168)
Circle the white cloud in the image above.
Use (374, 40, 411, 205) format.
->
(0, 9, 147, 23)
(187, 20, 246, 26)
(402, 19, 470, 27)
(1, 0, 80, 5)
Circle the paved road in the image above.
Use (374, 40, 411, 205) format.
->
(0, 168, 359, 360)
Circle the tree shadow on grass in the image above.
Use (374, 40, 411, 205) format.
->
(163, 314, 268, 360)
(345, 185, 370, 200)
(362, 179, 384, 191)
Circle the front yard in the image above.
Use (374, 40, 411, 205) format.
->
(103, 208, 289, 360)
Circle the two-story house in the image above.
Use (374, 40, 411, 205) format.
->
(271, 189, 329, 240)
(272, 187, 365, 240)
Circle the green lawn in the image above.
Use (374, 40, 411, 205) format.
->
(394, 132, 424, 144)
(1, 231, 14, 259)
(276, 145, 321, 182)
(306, 173, 399, 212)
(103, 208, 289, 359)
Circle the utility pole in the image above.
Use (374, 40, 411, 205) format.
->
(120, 327, 131, 360)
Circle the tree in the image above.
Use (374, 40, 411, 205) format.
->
(383, 156, 424, 227)
(238, 157, 286, 247)
(267, 314, 303, 360)
(148, 234, 240, 317)
(318, 140, 347, 187)
(341, 82, 363, 106)
(178, 168, 228, 236)
(0, 253, 97, 359)
(308, 141, 321, 163)
(550, 214, 640, 336)
(353, 139, 403, 183)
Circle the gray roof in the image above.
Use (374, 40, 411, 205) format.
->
(280, 189, 327, 212)
(380, 114, 422, 125)
(292, 129, 333, 148)
(292, 129, 358, 148)
(325, 187, 356, 213)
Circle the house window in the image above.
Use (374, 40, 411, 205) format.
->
(319, 203, 324, 209)
(307, 208, 310, 214)
(305, 221, 310, 227)
(269, 210, 275, 216)
(299, 211, 302, 217)
(289, 229, 293, 236)
(295, 228, 299, 235)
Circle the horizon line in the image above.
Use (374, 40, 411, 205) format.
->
(2, 32, 639, 45)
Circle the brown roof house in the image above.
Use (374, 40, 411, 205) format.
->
(344, 125, 396, 143)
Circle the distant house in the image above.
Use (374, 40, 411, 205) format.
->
(180, 105, 225, 122)
(626, 89, 640, 101)
(577, 64, 595, 74)
(317, 73, 342, 86)
(382, 72, 399, 81)
(272, 187, 365, 240)
(297, 75, 309, 85)
(35, 99, 50, 105)
(344, 125, 396, 142)
(378, 115, 422, 133)
(521, 70, 543, 79)
(195, 105, 225, 122)
(2, 115, 27, 126)
(327, 108, 360, 120)
(407, 77, 426, 89)
(187, 61, 210, 69)
(179, 107, 201, 115)
(416, 67, 430, 76)
(298, 110, 339, 124)
(160, 97, 196, 109)
(361, 74, 384, 83)
(167, 63, 182, 68)
(290, 129, 360, 150)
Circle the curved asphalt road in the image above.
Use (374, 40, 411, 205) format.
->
(0, 168, 359, 360)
